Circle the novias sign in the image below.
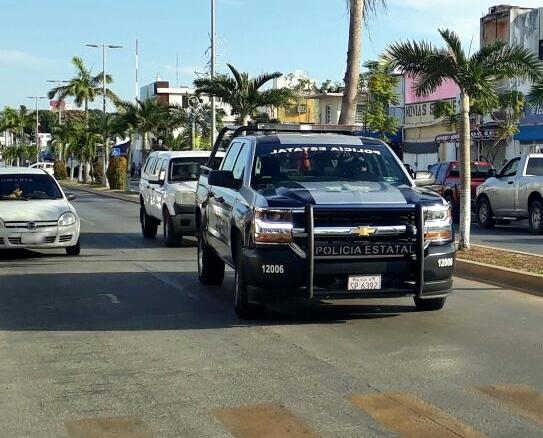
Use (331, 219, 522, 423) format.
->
(405, 99, 457, 125)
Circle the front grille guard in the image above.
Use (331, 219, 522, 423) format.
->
(304, 204, 425, 299)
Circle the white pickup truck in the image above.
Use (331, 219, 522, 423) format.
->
(139, 151, 222, 246)
(476, 153, 543, 234)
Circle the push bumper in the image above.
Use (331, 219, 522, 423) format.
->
(242, 204, 455, 300)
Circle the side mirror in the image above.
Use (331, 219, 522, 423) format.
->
(66, 193, 76, 201)
(488, 168, 497, 178)
(208, 170, 241, 190)
(158, 170, 166, 185)
(414, 171, 436, 187)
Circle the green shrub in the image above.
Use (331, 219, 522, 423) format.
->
(54, 160, 68, 180)
(107, 156, 127, 190)
(92, 161, 104, 181)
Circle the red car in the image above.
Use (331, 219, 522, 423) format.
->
(427, 161, 494, 221)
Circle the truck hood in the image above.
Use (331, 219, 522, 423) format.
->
(258, 181, 444, 207)
(0, 199, 73, 222)
(171, 181, 198, 192)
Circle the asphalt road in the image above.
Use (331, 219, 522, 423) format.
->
(470, 220, 543, 255)
(0, 189, 542, 438)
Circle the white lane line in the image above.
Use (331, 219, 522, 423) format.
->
(101, 293, 120, 304)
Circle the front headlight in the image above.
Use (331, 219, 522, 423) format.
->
(424, 205, 452, 242)
(58, 212, 76, 227)
(254, 208, 293, 243)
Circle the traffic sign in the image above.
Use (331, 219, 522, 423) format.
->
(112, 147, 121, 157)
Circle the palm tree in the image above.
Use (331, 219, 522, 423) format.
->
(47, 56, 118, 115)
(528, 80, 543, 107)
(194, 63, 293, 125)
(386, 29, 542, 249)
(339, 0, 386, 124)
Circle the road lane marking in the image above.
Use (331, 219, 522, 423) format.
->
(351, 392, 488, 438)
(65, 417, 151, 438)
(214, 404, 319, 438)
(477, 385, 543, 426)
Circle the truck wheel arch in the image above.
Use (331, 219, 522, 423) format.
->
(528, 192, 543, 208)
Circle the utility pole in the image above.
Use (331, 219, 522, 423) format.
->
(211, 0, 216, 145)
(86, 43, 123, 188)
(27, 96, 47, 163)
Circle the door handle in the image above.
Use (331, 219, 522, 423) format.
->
(508, 181, 514, 185)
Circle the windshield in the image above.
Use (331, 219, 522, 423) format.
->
(170, 157, 208, 182)
(251, 144, 410, 189)
(450, 163, 492, 178)
(0, 174, 63, 200)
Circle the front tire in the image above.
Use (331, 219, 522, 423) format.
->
(414, 297, 446, 311)
(233, 241, 259, 319)
(163, 211, 182, 247)
(140, 206, 158, 238)
(197, 237, 225, 285)
(528, 200, 543, 235)
(66, 239, 80, 256)
(476, 197, 495, 228)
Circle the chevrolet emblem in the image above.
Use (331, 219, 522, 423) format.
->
(353, 226, 376, 237)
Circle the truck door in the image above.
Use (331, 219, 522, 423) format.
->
(206, 142, 242, 254)
(491, 157, 520, 216)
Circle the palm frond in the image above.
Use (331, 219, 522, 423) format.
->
(528, 81, 543, 108)
(438, 28, 466, 65)
(385, 39, 437, 76)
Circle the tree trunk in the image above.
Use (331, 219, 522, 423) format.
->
(101, 137, 109, 188)
(70, 157, 75, 180)
(339, 0, 364, 125)
(458, 92, 471, 250)
(125, 134, 133, 193)
(78, 162, 83, 182)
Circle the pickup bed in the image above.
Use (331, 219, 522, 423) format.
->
(476, 154, 543, 234)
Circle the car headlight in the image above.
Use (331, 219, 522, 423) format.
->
(175, 191, 196, 205)
(58, 212, 76, 227)
(424, 205, 452, 242)
(254, 208, 293, 243)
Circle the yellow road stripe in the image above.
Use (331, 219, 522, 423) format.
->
(477, 385, 543, 426)
(214, 404, 319, 438)
(351, 392, 488, 438)
(65, 417, 152, 438)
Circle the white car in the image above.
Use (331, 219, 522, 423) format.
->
(139, 150, 223, 247)
(0, 168, 81, 255)
(30, 162, 55, 176)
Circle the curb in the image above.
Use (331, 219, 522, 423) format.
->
(60, 182, 139, 205)
(455, 258, 543, 297)
(470, 243, 543, 258)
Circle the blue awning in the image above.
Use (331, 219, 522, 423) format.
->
(514, 125, 543, 142)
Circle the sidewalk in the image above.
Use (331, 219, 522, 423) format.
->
(60, 180, 139, 204)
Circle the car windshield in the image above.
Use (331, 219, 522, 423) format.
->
(251, 143, 410, 189)
(0, 174, 63, 200)
(170, 157, 208, 182)
(450, 163, 492, 178)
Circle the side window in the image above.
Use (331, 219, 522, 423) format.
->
(152, 159, 163, 177)
(526, 157, 543, 176)
(428, 164, 440, 178)
(220, 142, 242, 171)
(143, 157, 154, 175)
(500, 158, 520, 178)
(437, 163, 449, 183)
(232, 144, 250, 180)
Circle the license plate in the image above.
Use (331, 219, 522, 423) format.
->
(21, 233, 45, 244)
(348, 275, 381, 291)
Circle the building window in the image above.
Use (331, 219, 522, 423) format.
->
(325, 105, 332, 124)
(355, 104, 365, 124)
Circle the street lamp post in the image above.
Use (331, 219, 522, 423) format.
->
(46, 79, 70, 125)
(211, 0, 216, 145)
(86, 43, 123, 188)
(27, 96, 48, 163)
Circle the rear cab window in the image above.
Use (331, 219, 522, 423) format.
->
(526, 157, 543, 176)
(169, 157, 209, 182)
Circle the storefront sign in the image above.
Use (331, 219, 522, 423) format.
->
(435, 128, 498, 143)
(405, 99, 457, 125)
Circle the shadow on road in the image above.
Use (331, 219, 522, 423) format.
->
(0, 271, 408, 331)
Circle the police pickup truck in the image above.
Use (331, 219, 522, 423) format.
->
(196, 125, 455, 318)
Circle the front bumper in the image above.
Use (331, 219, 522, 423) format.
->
(172, 204, 197, 235)
(0, 224, 80, 250)
(242, 204, 455, 300)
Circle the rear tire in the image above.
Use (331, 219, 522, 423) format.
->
(163, 210, 182, 247)
(528, 200, 543, 235)
(414, 297, 446, 311)
(197, 237, 225, 285)
(66, 239, 80, 256)
(476, 197, 495, 228)
(140, 206, 158, 238)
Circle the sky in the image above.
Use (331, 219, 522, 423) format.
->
(1, 0, 542, 110)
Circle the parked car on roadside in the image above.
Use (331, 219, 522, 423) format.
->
(427, 160, 494, 222)
(0, 167, 81, 255)
(29, 162, 55, 176)
(139, 150, 223, 247)
(476, 154, 543, 234)
(196, 124, 455, 318)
